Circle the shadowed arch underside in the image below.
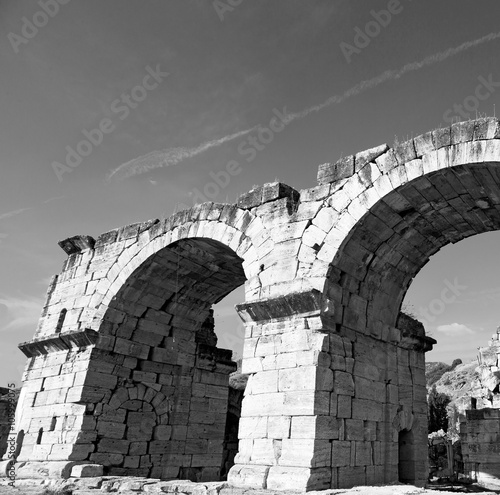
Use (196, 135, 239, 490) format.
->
(106, 237, 247, 339)
(328, 162, 500, 331)
(89, 238, 247, 479)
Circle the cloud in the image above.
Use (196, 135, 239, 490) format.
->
(436, 323, 475, 336)
(0, 294, 44, 333)
(460, 286, 500, 304)
(0, 207, 31, 221)
(106, 126, 256, 182)
(281, 31, 500, 124)
(42, 195, 65, 204)
(0, 303, 8, 322)
(106, 30, 500, 182)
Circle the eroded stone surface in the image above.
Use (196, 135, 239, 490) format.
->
(459, 325, 500, 485)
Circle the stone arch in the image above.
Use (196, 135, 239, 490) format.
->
(14, 119, 500, 491)
(317, 118, 500, 332)
(90, 383, 172, 475)
(15, 202, 275, 482)
(310, 117, 500, 488)
(323, 159, 500, 334)
(95, 217, 262, 310)
(30, 203, 270, 343)
(80, 236, 248, 480)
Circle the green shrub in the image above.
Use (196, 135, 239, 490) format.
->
(428, 385, 451, 433)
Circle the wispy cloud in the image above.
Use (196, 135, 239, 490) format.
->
(281, 31, 500, 124)
(0, 294, 43, 333)
(460, 286, 500, 304)
(42, 195, 65, 204)
(107, 31, 500, 182)
(106, 127, 256, 182)
(436, 323, 475, 336)
(0, 207, 31, 221)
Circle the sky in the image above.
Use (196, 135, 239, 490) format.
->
(1, 0, 500, 385)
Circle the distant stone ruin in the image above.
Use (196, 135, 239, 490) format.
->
(472, 325, 500, 405)
(461, 325, 500, 484)
(10, 117, 500, 491)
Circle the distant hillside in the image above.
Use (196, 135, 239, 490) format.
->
(432, 361, 482, 412)
(425, 359, 463, 388)
(425, 358, 497, 433)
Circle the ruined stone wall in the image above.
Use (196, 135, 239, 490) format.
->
(461, 408, 500, 484)
(231, 301, 430, 490)
(16, 237, 242, 482)
(458, 325, 500, 485)
(474, 325, 500, 405)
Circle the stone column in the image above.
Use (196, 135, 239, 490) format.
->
(14, 330, 99, 478)
(398, 314, 434, 487)
(228, 290, 335, 491)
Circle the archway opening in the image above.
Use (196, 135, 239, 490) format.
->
(328, 163, 500, 332)
(91, 237, 247, 481)
(325, 161, 500, 486)
(402, 231, 500, 364)
(212, 284, 246, 479)
(401, 231, 500, 480)
(398, 429, 415, 483)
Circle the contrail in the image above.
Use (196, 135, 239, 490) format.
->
(282, 31, 500, 123)
(0, 207, 31, 221)
(106, 127, 257, 182)
(107, 31, 500, 182)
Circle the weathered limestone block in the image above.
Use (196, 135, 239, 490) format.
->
(16, 460, 82, 479)
(334, 371, 354, 396)
(354, 144, 389, 172)
(336, 395, 351, 419)
(267, 466, 331, 491)
(317, 156, 354, 185)
(336, 466, 366, 489)
(351, 399, 383, 422)
(227, 464, 270, 488)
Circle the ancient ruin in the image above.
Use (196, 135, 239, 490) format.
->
(9, 117, 500, 491)
(460, 325, 500, 485)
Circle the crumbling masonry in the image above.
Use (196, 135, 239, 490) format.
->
(461, 324, 500, 484)
(12, 117, 500, 490)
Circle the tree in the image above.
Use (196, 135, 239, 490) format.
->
(428, 385, 451, 433)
